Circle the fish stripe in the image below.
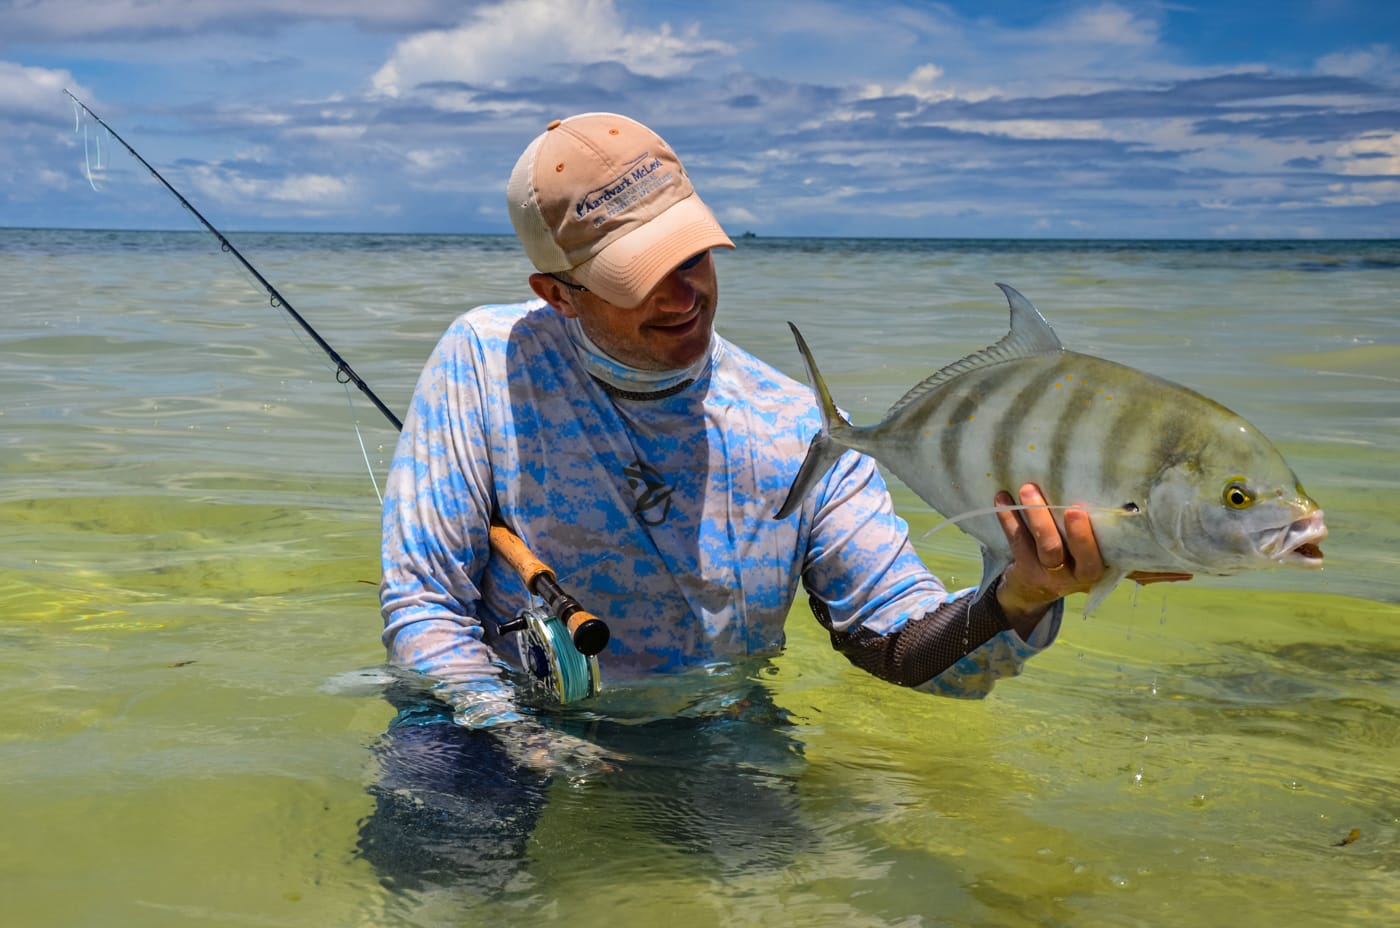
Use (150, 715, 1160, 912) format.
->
(1099, 368, 1159, 495)
(991, 362, 1067, 495)
(937, 390, 986, 496)
(1054, 356, 1139, 505)
(1044, 358, 1097, 505)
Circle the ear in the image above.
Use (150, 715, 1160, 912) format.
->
(529, 273, 581, 318)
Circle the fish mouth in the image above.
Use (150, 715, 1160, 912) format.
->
(1262, 508, 1327, 567)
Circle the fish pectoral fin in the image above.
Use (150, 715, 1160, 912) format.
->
(1081, 568, 1130, 616)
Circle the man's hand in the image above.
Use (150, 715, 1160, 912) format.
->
(993, 483, 1192, 636)
(499, 720, 624, 778)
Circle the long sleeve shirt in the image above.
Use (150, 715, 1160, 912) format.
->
(379, 300, 1060, 725)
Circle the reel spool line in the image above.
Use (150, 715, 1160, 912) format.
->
(510, 607, 601, 703)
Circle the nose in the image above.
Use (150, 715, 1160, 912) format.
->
(649, 267, 697, 314)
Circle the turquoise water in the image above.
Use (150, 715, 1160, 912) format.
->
(1, 229, 1396, 926)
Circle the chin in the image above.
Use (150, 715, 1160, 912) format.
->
(670, 340, 713, 370)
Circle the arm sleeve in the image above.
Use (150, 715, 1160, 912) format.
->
(799, 449, 1062, 698)
(810, 582, 1064, 699)
(378, 318, 524, 728)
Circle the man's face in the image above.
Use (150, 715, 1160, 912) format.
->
(539, 251, 719, 372)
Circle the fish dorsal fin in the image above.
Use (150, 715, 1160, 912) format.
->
(887, 283, 1063, 417)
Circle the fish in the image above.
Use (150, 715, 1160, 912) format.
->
(775, 283, 1327, 614)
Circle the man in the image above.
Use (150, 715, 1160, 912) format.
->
(363, 113, 1190, 890)
(378, 113, 1176, 746)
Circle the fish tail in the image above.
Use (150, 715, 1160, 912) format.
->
(775, 429, 844, 519)
(774, 322, 851, 519)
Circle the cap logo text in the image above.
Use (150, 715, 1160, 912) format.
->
(575, 153, 673, 227)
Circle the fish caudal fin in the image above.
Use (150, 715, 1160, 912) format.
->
(774, 323, 851, 519)
(774, 430, 844, 519)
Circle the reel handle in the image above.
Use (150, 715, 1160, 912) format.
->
(488, 523, 611, 657)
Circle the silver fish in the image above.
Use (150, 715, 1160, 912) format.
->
(776, 283, 1327, 613)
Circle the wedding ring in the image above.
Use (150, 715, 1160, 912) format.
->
(1045, 562, 1067, 573)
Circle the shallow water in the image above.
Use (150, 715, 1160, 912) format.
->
(1, 229, 1396, 926)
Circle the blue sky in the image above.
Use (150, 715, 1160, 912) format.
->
(3, 0, 1397, 238)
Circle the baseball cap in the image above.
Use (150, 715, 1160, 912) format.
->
(506, 113, 735, 308)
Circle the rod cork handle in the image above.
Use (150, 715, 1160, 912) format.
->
(488, 523, 553, 588)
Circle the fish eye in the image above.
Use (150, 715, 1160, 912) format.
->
(1222, 480, 1253, 510)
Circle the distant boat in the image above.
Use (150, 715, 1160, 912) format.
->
(739, 231, 758, 239)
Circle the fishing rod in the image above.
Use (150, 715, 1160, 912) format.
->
(65, 90, 608, 700)
(64, 89, 401, 432)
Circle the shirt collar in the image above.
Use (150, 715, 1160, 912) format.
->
(565, 316, 714, 397)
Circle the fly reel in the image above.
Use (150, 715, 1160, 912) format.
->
(505, 605, 601, 704)
(489, 523, 609, 705)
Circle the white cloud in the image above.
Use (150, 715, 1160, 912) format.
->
(1316, 44, 1400, 81)
(1048, 3, 1158, 47)
(936, 118, 1113, 141)
(1281, 178, 1400, 208)
(370, 0, 734, 96)
(858, 63, 962, 105)
(402, 148, 457, 173)
(285, 125, 368, 142)
(719, 205, 759, 225)
(1336, 133, 1400, 176)
(187, 164, 353, 213)
(0, 60, 82, 118)
(844, 3, 1177, 107)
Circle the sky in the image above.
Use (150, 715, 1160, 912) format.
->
(2, 0, 1398, 238)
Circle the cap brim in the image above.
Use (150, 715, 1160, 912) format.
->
(571, 195, 735, 308)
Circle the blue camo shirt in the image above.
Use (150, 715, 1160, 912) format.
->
(379, 300, 1058, 724)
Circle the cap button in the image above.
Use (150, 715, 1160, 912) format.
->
(546, 119, 562, 130)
